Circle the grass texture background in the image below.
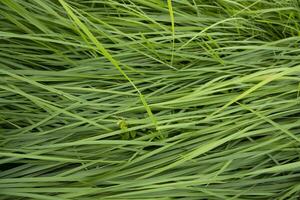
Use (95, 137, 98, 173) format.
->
(1, 0, 300, 199)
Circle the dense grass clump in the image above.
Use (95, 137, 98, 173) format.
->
(1, 0, 300, 199)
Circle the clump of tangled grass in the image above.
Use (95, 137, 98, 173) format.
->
(1, 0, 300, 199)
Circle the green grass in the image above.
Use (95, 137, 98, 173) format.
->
(1, 0, 300, 199)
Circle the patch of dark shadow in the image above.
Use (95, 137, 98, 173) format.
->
(0, 123, 17, 129)
(280, 112, 300, 119)
(178, 60, 191, 66)
(143, 145, 160, 151)
(246, 135, 268, 142)
(109, 47, 122, 52)
(0, 163, 23, 171)
(173, 197, 206, 200)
